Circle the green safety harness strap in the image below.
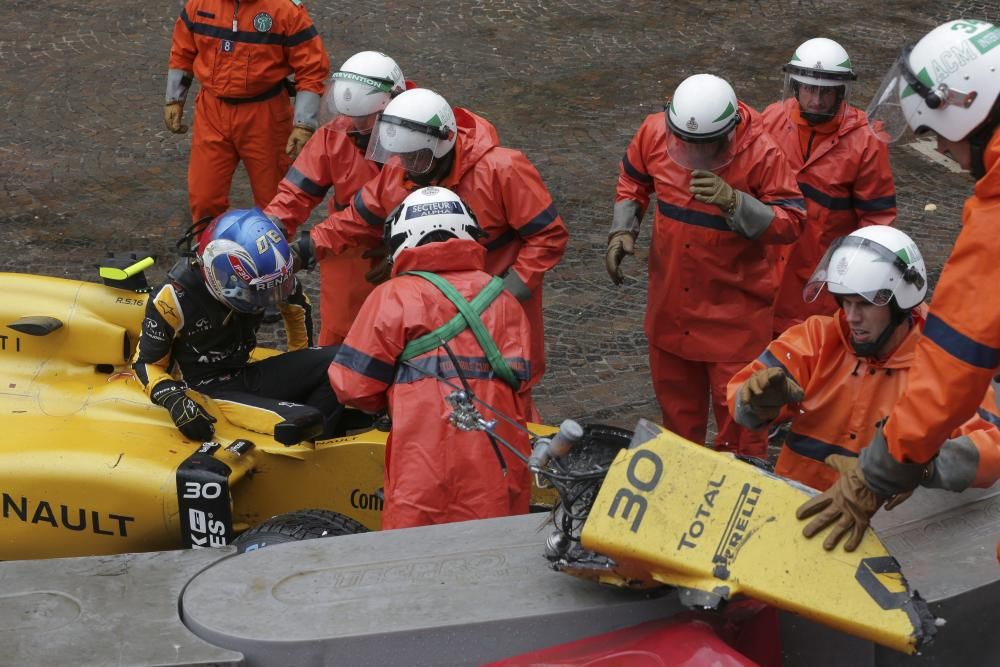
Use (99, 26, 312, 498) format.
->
(398, 271, 520, 390)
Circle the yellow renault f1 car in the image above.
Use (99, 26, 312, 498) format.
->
(0, 254, 555, 561)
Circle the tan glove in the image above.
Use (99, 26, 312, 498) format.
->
(690, 169, 738, 216)
(363, 243, 392, 285)
(739, 367, 804, 422)
(796, 454, 886, 552)
(164, 102, 187, 134)
(286, 125, 314, 160)
(605, 231, 635, 286)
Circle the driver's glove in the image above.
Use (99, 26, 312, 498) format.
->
(151, 381, 217, 441)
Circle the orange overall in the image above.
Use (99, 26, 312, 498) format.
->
(727, 307, 1000, 491)
(265, 116, 379, 344)
(761, 100, 896, 335)
(328, 240, 533, 529)
(168, 0, 329, 224)
(616, 102, 805, 455)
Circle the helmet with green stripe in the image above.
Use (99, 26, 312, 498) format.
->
(319, 51, 405, 132)
(804, 226, 927, 311)
(866, 20, 1000, 147)
(783, 38, 856, 124)
(366, 88, 458, 175)
(665, 74, 741, 171)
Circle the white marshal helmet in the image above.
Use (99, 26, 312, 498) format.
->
(803, 226, 927, 310)
(782, 38, 856, 122)
(318, 51, 406, 130)
(866, 19, 1000, 143)
(665, 74, 741, 171)
(386, 186, 482, 262)
(365, 88, 458, 174)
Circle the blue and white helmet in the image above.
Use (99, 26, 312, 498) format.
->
(199, 209, 295, 313)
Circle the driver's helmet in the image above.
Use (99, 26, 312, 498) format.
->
(385, 186, 482, 262)
(365, 88, 458, 174)
(803, 226, 927, 310)
(199, 209, 295, 314)
(665, 74, 741, 171)
(866, 19, 1000, 143)
(782, 38, 856, 124)
(318, 51, 406, 133)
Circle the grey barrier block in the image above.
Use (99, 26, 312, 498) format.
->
(0, 547, 243, 667)
(180, 514, 684, 667)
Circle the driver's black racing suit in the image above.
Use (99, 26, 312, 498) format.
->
(132, 258, 342, 438)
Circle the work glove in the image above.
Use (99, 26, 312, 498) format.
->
(796, 454, 886, 552)
(363, 243, 392, 285)
(290, 230, 316, 272)
(739, 367, 804, 423)
(151, 381, 216, 442)
(690, 170, 738, 217)
(605, 231, 635, 286)
(164, 102, 187, 134)
(286, 125, 314, 160)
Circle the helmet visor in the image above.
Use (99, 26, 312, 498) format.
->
(318, 71, 395, 129)
(865, 47, 936, 144)
(365, 113, 448, 173)
(665, 127, 736, 171)
(803, 235, 924, 306)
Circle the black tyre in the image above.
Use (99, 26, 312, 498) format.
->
(232, 509, 368, 553)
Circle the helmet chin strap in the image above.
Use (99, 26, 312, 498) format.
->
(407, 149, 454, 187)
(350, 131, 372, 151)
(968, 100, 1000, 180)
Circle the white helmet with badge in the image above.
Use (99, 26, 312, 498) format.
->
(804, 226, 927, 310)
(319, 51, 406, 132)
(385, 187, 483, 262)
(782, 38, 856, 124)
(866, 19, 1000, 144)
(365, 88, 458, 174)
(665, 73, 740, 171)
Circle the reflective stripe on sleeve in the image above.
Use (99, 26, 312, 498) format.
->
(924, 313, 1000, 370)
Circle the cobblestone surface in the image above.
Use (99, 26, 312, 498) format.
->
(1, 0, 997, 434)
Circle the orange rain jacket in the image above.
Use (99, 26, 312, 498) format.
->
(761, 100, 896, 333)
(882, 130, 1000, 466)
(616, 102, 806, 362)
(727, 306, 1000, 491)
(327, 239, 533, 529)
(265, 116, 380, 345)
(977, 380, 1000, 428)
(311, 108, 568, 384)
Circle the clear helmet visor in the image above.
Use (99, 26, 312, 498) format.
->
(865, 57, 919, 143)
(318, 72, 394, 132)
(203, 240, 295, 313)
(665, 128, 736, 171)
(802, 236, 922, 307)
(365, 113, 450, 174)
(782, 71, 850, 124)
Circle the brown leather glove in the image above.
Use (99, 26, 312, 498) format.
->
(363, 243, 392, 285)
(796, 454, 887, 552)
(605, 231, 635, 286)
(286, 125, 314, 160)
(164, 102, 187, 134)
(739, 367, 804, 422)
(690, 169, 738, 216)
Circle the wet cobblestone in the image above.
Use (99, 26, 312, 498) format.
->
(1, 0, 996, 435)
